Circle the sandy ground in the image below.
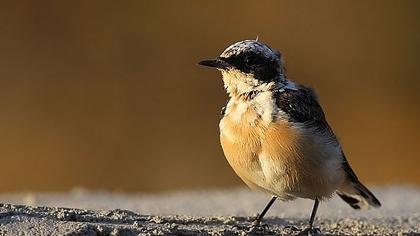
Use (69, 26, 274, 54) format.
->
(0, 186, 418, 235)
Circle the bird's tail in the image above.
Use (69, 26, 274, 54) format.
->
(336, 181, 381, 210)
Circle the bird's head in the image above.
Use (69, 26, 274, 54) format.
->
(199, 39, 286, 98)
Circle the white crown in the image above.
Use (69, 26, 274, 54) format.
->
(220, 40, 278, 60)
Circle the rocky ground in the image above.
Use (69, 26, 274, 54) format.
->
(0, 186, 418, 235)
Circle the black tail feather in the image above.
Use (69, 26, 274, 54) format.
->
(337, 182, 381, 210)
(337, 192, 362, 209)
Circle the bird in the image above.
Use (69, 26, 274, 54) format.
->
(198, 39, 381, 234)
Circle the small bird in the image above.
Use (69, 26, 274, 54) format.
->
(198, 39, 381, 234)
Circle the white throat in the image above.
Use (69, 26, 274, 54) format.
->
(221, 69, 278, 98)
(223, 89, 281, 128)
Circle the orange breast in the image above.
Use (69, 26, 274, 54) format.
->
(219, 102, 345, 200)
(219, 107, 267, 193)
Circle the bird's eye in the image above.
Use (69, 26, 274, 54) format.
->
(244, 55, 257, 66)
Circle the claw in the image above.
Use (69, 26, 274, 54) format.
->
(297, 227, 321, 236)
(284, 225, 299, 231)
(251, 214, 261, 227)
(248, 220, 269, 234)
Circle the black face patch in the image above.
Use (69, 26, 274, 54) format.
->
(221, 51, 280, 83)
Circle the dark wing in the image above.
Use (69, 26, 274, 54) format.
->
(276, 85, 380, 208)
(276, 85, 357, 180)
(276, 85, 329, 129)
(341, 151, 359, 183)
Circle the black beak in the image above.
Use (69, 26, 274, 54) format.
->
(198, 58, 228, 69)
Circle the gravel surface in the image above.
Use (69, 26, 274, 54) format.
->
(0, 186, 419, 235)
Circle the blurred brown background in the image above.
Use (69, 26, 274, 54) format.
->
(0, 1, 418, 193)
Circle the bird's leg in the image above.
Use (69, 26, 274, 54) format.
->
(309, 198, 319, 229)
(252, 196, 277, 227)
(298, 198, 320, 236)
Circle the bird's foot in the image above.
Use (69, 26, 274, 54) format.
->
(250, 214, 265, 227)
(284, 225, 299, 231)
(250, 221, 269, 229)
(247, 224, 269, 235)
(247, 217, 269, 234)
(297, 226, 320, 236)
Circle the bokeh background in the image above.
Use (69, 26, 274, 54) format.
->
(0, 1, 418, 193)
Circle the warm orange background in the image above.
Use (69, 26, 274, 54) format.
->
(0, 1, 418, 193)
